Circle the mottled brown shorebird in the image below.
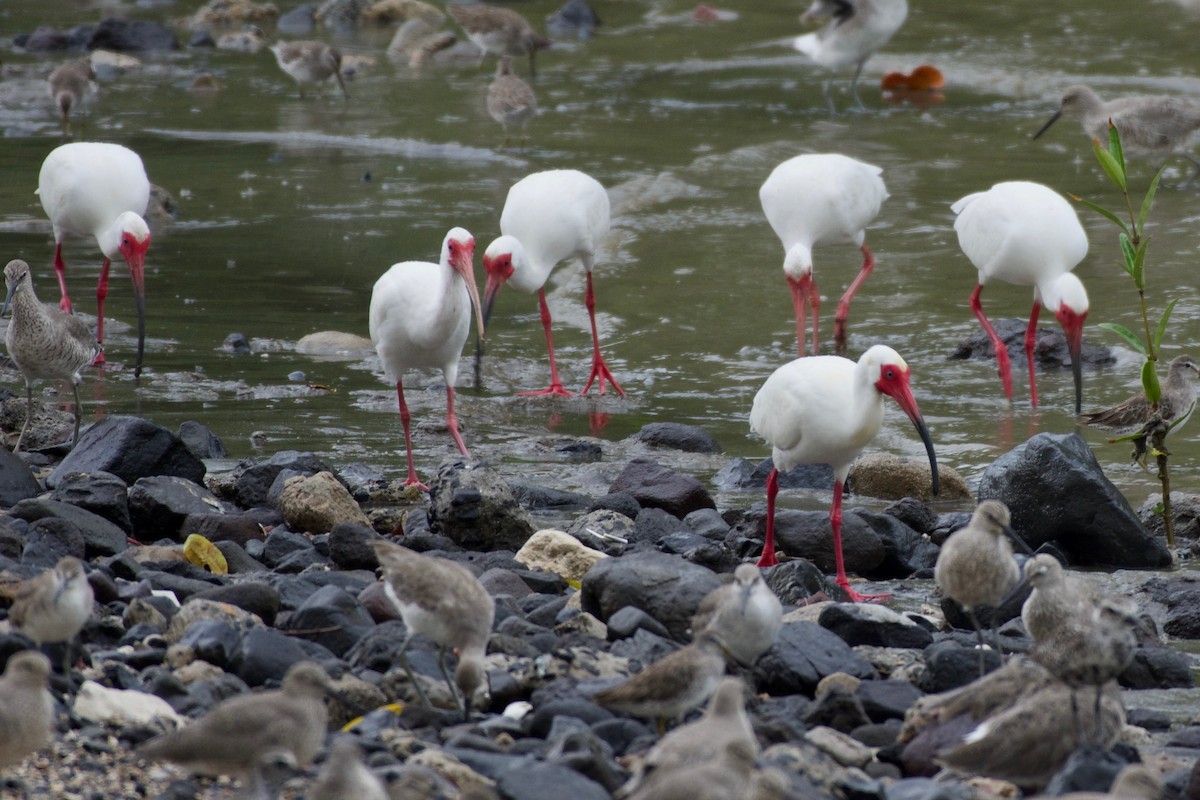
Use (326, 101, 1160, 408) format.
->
(690, 563, 782, 667)
(625, 737, 759, 800)
(369, 539, 493, 718)
(137, 660, 332, 785)
(3, 259, 100, 452)
(934, 500, 1024, 676)
(448, 3, 551, 78)
(9, 556, 94, 697)
(311, 737, 388, 800)
(0, 651, 55, 769)
(487, 58, 536, 148)
(1040, 763, 1162, 800)
(1020, 554, 1099, 644)
(1081, 356, 1199, 431)
(270, 40, 349, 99)
(47, 58, 95, 135)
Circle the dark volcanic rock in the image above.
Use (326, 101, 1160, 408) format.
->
(950, 317, 1114, 369)
(739, 505, 885, 577)
(819, 603, 934, 649)
(48, 416, 205, 489)
(429, 461, 534, 551)
(50, 471, 132, 533)
(181, 511, 273, 547)
(711, 456, 833, 491)
(0, 448, 41, 506)
(327, 523, 381, 570)
(229, 451, 335, 509)
(918, 640, 1002, 693)
(763, 559, 836, 605)
(546, 0, 602, 40)
(86, 17, 179, 51)
(10, 498, 128, 557)
(633, 422, 720, 453)
(608, 458, 716, 518)
(754, 620, 876, 695)
(178, 421, 227, 459)
(857, 680, 924, 722)
(192, 583, 281, 626)
(284, 584, 375, 657)
(854, 509, 939, 578)
(129, 476, 225, 542)
(580, 551, 720, 641)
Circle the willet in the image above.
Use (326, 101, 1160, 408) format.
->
(8, 555, 94, 697)
(792, 0, 908, 110)
(1033, 85, 1200, 181)
(47, 58, 95, 135)
(487, 58, 537, 148)
(37, 142, 151, 376)
(952, 181, 1090, 412)
(137, 660, 332, 785)
(0, 652, 55, 769)
(934, 500, 1025, 676)
(310, 737, 388, 800)
(690, 563, 782, 666)
(2, 260, 100, 452)
(1080, 354, 1199, 430)
(368, 227, 484, 490)
(269, 40, 349, 100)
(1020, 554, 1099, 644)
(369, 539, 494, 718)
(448, 3, 551, 78)
(1042, 763, 1163, 800)
(749, 345, 939, 600)
(758, 153, 888, 356)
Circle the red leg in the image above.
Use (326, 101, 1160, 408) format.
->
(446, 385, 470, 457)
(788, 274, 820, 357)
(53, 242, 73, 313)
(834, 244, 875, 356)
(1025, 301, 1042, 408)
(757, 468, 780, 567)
(831, 480, 889, 602)
(580, 273, 626, 397)
(969, 284, 1013, 402)
(93, 257, 110, 365)
(518, 289, 573, 397)
(396, 381, 429, 491)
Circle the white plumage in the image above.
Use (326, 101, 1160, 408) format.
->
(793, 0, 908, 107)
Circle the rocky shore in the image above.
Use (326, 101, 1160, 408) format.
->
(0, 413, 1197, 799)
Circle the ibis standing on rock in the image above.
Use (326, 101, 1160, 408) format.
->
(37, 141, 151, 377)
(759, 153, 888, 356)
(482, 169, 624, 397)
(750, 345, 938, 601)
(952, 181, 1089, 413)
(369, 228, 485, 490)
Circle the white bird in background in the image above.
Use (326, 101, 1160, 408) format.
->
(482, 169, 625, 397)
(369, 227, 485, 490)
(952, 181, 1090, 413)
(37, 141, 151, 377)
(793, 0, 908, 110)
(759, 153, 888, 357)
(750, 345, 938, 601)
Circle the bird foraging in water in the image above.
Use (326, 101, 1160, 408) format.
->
(690, 563, 782, 667)
(487, 58, 537, 148)
(0, 652, 55, 769)
(47, 58, 96, 135)
(3, 259, 101, 452)
(270, 40, 349, 100)
(792, 0, 908, 111)
(448, 3, 551, 78)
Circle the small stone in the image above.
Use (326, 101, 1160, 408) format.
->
(515, 530, 606, 583)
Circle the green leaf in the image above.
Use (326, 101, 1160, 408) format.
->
(1069, 194, 1131, 237)
(1154, 501, 1165, 515)
(1137, 166, 1166, 231)
(1098, 322, 1147, 355)
(1154, 299, 1178, 349)
(1107, 121, 1125, 173)
(1142, 359, 1162, 404)
(1133, 238, 1149, 290)
(1094, 141, 1127, 190)
(1119, 232, 1138, 277)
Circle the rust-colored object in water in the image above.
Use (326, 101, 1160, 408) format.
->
(691, 4, 737, 22)
(881, 64, 945, 91)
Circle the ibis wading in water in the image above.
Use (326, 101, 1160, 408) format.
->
(482, 169, 625, 397)
(759, 153, 887, 356)
(369, 228, 485, 490)
(750, 345, 938, 601)
(37, 141, 151, 377)
(793, 0, 908, 110)
(952, 181, 1089, 413)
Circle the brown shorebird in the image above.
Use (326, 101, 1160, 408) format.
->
(47, 58, 95, 135)
(1034, 85, 1200, 181)
(594, 631, 728, 733)
(1039, 763, 1162, 800)
(269, 41, 349, 100)
(690, 563, 782, 667)
(311, 737, 388, 800)
(625, 737, 760, 800)
(0, 652, 55, 769)
(137, 660, 332, 784)
(9, 556, 94, 696)
(448, 3, 551, 78)
(487, 58, 536, 148)
(934, 500, 1025, 676)
(369, 540, 493, 718)
(3, 259, 101, 452)
(1081, 355, 1199, 431)
(1020, 554, 1099, 644)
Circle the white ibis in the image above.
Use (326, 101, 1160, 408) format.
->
(793, 0, 908, 109)
(482, 169, 624, 397)
(750, 344, 938, 602)
(447, 3, 551, 79)
(269, 40, 348, 100)
(952, 181, 1089, 412)
(37, 141, 151, 376)
(368, 227, 485, 490)
(759, 153, 887, 356)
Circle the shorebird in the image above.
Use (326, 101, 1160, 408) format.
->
(749, 345, 938, 600)
(690, 563, 782, 666)
(47, 58, 95, 135)
(0, 652, 55, 769)
(137, 660, 332, 785)
(310, 737, 388, 800)
(1047, 764, 1162, 800)
(792, 0, 908, 110)
(269, 40, 349, 99)
(368, 227, 485, 490)
(759, 153, 888, 355)
(369, 539, 494, 718)
(952, 181, 1090, 413)
(3, 260, 100, 452)
(448, 3, 551, 78)
(594, 631, 728, 733)
(487, 58, 537, 148)
(37, 141, 151, 376)
(9, 556, 94, 699)
(1080, 354, 1199, 431)
(934, 500, 1025, 676)
(1019, 554, 1099, 644)
(482, 169, 624, 397)
(624, 737, 758, 800)
(1033, 85, 1200, 181)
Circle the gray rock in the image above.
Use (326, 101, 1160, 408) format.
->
(546, 0, 602, 40)
(277, 4, 317, 35)
(48, 416, 205, 489)
(588, 492, 641, 519)
(804, 682, 870, 732)
(9, 498, 128, 557)
(235, 627, 330, 687)
(917, 640, 1001, 693)
(327, 523, 380, 570)
(50, 471, 132, 533)
(191, 582, 280, 625)
(260, 529, 315, 569)
(634, 422, 720, 453)
(0, 447, 41, 507)
(857, 680, 924, 722)
(284, 584, 376, 657)
(605, 606, 671, 641)
(229, 451, 335, 509)
(23, 518, 86, 564)
(177, 619, 243, 669)
(1138, 492, 1200, 540)
(739, 504, 886, 577)
(608, 458, 716, 518)
(855, 509, 940, 578)
(1122, 643, 1194, 689)
(181, 511, 273, 547)
(633, 506, 688, 544)
(683, 508, 730, 539)
(496, 761, 609, 800)
(566, 510, 636, 556)
(178, 421, 227, 459)
(128, 475, 224, 542)
(950, 317, 1114, 369)
(764, 559, 837, 604)
(429, 460, 534, 551)
(754, 620, 876, 695)
(819, 604, 934, 649)
(507, 481, 591, 510)
(87, 17, 179, 51)
(712, 456, 833, 491)
(580, 551, 720, 641)
(884, 497, 938, 535)
(213, 540, 267, 575)
(1041, 746, 1137, 795)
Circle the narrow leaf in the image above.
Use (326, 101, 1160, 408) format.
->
(1142, 359, 1162, 404)
(1098, 322, 1148, 355)
(1107, 121, 1125, 173)
(1132, 238, 1149, 290)
(1069, 194, 1131, 237)
(1154, 299, 1179, 349)
(1094, 141, 1127, 190)
(1119, 232, 1137, 277)
(1137, 166, 1166, 230)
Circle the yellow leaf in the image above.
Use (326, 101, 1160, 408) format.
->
(183, 534, 228, 575)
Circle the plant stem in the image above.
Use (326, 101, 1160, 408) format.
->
(1151, 421, 1174, 547)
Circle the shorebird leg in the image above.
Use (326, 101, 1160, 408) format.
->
(965, 607, 988, 677)
(15, 382, 34, 453)
(93, 257, 111, 366)
(822, 79, 836, 116)
(831, 481, 889, 602)
(969, 284, 1014, 404)
(394, 381, 430, 492)
(518, 289, 573, 397)
(834, 244, 875, 355)
(848, 60, 866, 109)
(1024, 301, 1042, 408)
(787, 272, 819, 357)
(436, 645, 465, 714)
(580, 273, 626, 397)
(757, 468, 780, 567)
(70, 383, 82, 449)
(396, 634, 433, 709)
(53, 243, 72, 313)
(445, 386, 469, 458)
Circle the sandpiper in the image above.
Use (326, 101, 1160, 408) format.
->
(0, 652, 55, 769)
(448, 3, 551, 78)
(1081, 355, 1199, 431)
(625, 737, 758, 800)
(311, 737, 388, 800)
(690, 563, 782, 667)
(487, 58, 537, 148)
(1020, 554, 1099, 644)
(137, 660, 332, 785)
(3, 259, 101, 452)
(934, 500, 1025, 676)
(369, 539, 494, 718)
(1047, 763, 1162, 800)
(47, 58, 95, 135)
(270, 40, 349, 100)
(9, 555, 94, 696)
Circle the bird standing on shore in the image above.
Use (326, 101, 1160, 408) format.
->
(1019, 554, 1099, 644)
(690, 563, 782, 666)
(792, 0, 908, 110)
(0, 652, 55, 769)
(9, 556, 94, 698)
(448, 3, 551, 78)
(270, 40, 349, 99)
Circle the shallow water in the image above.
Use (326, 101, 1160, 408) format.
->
(2, 0, 1200, 521)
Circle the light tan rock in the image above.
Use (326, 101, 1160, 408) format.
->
(362, 0, 444, 26)
(407, 749, 496, 795)
(515, 529, 607, 583)
(166, 598, 264, 643)
(295, 330, 374, 355)
(279, 471, 370, 533)
(849, 452, 971, 501)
